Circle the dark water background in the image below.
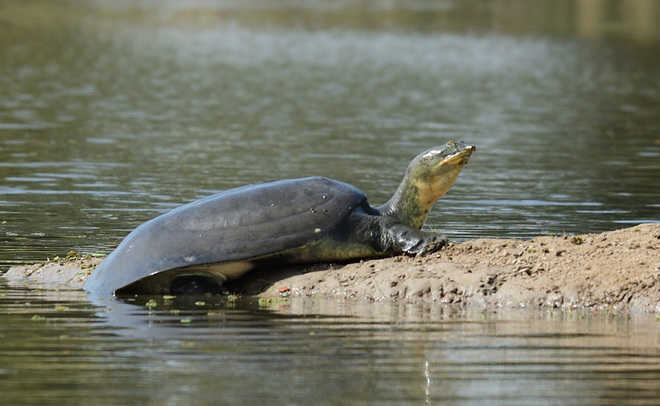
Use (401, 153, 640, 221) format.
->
(1, 1, 659, 404)
(1, 0, 659, 267)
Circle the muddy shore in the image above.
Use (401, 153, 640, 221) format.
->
(3, 223, 659, 313)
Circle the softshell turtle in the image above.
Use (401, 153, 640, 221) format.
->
(84, 140, 475, 296)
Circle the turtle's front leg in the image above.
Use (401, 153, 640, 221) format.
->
(383, 223, 448, 257)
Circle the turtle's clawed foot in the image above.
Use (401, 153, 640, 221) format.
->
(388, 224, 449, 257)
(404, 232, 448, 257)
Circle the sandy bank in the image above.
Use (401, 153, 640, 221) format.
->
(3, 224, 659, 313)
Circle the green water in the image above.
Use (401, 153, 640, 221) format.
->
(1, 1, 659, 404)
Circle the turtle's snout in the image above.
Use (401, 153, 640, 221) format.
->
(463, 144, 476, 161)
(456, 142, 475, 156)
(457, 143, 475, 164)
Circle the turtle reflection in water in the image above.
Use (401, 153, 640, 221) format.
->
(84, 141, 476, 297)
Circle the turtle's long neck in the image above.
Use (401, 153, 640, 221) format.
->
(377, 170, 433, 230)
(376, 141, 475, 230)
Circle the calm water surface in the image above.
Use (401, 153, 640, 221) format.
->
(1, 1, 659, 404)
(1, 284, 659, 405)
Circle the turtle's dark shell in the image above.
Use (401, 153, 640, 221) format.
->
(84, 177, 366, 296)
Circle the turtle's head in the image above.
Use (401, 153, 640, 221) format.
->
(407, 141, 475, 205)
(379, 140, 475, 230)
